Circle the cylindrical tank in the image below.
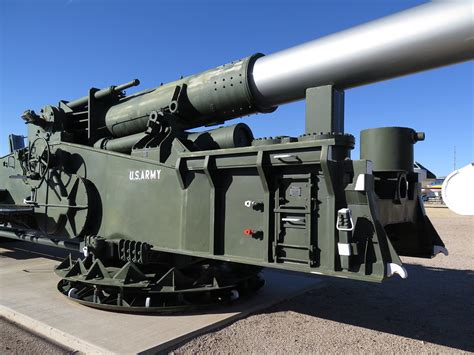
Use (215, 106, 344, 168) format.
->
(94, 123, 253, 152)
(188, 123, 254, 150)
(442, 164, 474, 215)
(103, 1, 473, 137)
(93, 132, 146, 153)
(360, 127, 425, 173)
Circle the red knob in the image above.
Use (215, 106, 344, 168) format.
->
(243, 229, 254, 236)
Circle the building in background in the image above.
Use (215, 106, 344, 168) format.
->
(415, 162, 444, 203)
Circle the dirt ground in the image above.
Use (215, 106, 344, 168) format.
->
(169, 208, 474, 354)
(0, 208, 472, 354)
(0, 317, 73, 354)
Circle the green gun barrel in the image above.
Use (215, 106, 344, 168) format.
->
(105, 55, 275, 138)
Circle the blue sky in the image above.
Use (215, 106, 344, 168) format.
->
(0, 0, 472, 177)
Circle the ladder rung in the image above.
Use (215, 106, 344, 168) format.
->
(275, 243, 309, 250)
(277, 256, 308, 264)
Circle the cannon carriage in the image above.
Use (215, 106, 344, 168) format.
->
(1, 1, 472, 311)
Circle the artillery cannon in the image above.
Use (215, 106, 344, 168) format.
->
(1, 1, 472, 312)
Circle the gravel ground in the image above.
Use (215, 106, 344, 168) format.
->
(0, 317, 74, 354)
(0, 208, 472, 354)
(170, 208, 473, 354)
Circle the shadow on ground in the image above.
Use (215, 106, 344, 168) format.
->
(0, 241, 79, 260)
(265, 263, 473, 351)
(2, 241, 472, 351)
(0, 242, 297, 317)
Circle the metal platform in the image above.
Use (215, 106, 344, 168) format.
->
(0, 204, 34, 216)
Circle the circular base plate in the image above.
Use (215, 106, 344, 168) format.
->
(56, 258, 265, 313)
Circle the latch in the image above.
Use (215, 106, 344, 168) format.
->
(337, 208, 356, 270)
(244, 200, 263, 211)
(336, 208, 354, 231)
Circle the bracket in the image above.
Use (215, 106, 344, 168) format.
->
(305, 85, 344, 134)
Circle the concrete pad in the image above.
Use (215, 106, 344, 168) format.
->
(424, 204, 448, 209)
(0, 243, 324, 354)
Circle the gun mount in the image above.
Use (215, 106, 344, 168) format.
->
(0, 1, 471, 312)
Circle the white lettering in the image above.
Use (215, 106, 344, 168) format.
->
(129, 169, 162, 181)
